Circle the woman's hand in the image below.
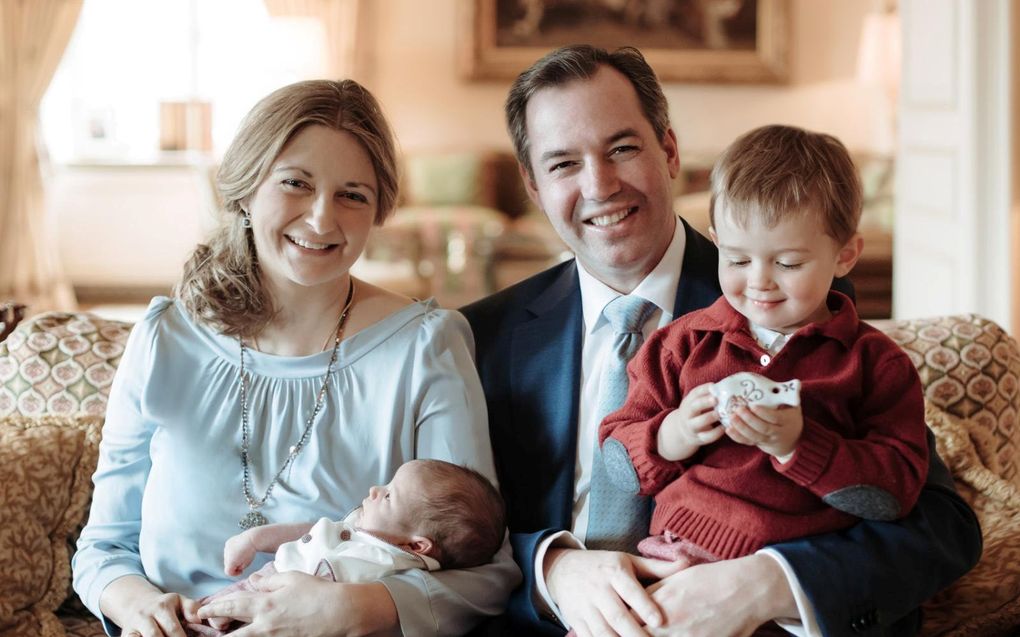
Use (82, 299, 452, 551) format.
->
(100, 575, 202, 637)
(196, 571, 400, 637)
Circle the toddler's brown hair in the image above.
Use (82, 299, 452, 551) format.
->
(710, 124, 863, 243)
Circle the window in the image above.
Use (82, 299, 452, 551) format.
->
(41, 0, 327, 163)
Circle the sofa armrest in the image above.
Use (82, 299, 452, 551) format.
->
(876, 313, 1020, 489)
(876, 314, 1020, 636)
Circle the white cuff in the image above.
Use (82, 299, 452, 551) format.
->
(757, 548, 822, 637)
(533, 530, 586, 627)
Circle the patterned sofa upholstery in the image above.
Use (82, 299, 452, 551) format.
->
(0, 313, 127, 637)
(879, 316, 1020, 636)
(1, 311, 1018, 636)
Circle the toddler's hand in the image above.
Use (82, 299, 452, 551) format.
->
(223, 530, 258, 577)
(726, 403, 804, 459)
(657, 383, 724, 461)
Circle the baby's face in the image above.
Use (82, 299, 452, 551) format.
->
(359, 461, 428, 540)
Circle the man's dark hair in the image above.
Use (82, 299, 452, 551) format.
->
(505, 45, 670, 177)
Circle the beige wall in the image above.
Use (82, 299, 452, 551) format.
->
(366, 0, 887, 158)
(53, 0, 891, 290)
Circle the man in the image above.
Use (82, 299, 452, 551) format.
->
(461, 45, 981, 637)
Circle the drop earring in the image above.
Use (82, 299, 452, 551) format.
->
(241, 211, 252, 228)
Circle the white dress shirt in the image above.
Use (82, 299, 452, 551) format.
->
(531, 217, 820, 636)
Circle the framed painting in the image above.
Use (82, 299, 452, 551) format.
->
(460, 0, 790, 83)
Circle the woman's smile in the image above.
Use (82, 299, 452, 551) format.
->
(247, 125, 377, 294)
(285, 234, 339, 251)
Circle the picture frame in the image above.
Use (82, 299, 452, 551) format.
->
(460, 0, 790, 83)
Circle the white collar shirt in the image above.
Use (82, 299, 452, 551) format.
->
(750, 322, 791, 354)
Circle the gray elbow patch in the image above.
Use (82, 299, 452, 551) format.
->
(822, 485, 901, 520)
(601, 438, 641, 495)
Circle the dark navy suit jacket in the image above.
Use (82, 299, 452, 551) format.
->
(461, 219, 981, 637)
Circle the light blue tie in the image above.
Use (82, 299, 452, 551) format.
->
(587, 295, 657, 552)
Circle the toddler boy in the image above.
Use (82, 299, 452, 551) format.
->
(600, 125, 929, 563)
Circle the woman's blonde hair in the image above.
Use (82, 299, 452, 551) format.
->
(175, 79, 399, 336)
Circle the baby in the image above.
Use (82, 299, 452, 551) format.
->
(600, 124, 930, 565)
(189, 459, 505, 635)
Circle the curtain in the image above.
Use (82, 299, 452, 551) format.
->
(263, 0, 362, 80)
(0, 0, 81, 312)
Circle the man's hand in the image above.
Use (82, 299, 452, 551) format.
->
(726, 404, 803, 460)
(657, 384, 725, 461)
(646, 553, 798, 637)
(545, 548, 685, 637)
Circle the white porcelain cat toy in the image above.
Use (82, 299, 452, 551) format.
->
(710, 372, 801, 427)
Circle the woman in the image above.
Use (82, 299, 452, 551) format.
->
(72, 79, 518, 637)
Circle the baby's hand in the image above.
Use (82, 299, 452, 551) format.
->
(726, 403, 804, 460)
(657, 383, 724, 461)
(208, 615, 234, 631)
(223, 530, 258, 577)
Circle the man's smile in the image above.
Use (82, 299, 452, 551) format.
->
(585, 206, 638, 227)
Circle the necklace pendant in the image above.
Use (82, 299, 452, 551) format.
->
(239, 509, 268, 530)
(236, 280, 354, 533)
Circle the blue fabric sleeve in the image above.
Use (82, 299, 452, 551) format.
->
(378, 309, 521, 636)
(501, 529, 572, 636)
(71, 298, 171, 627)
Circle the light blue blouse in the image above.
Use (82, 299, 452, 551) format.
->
(72, 296, 519, 636)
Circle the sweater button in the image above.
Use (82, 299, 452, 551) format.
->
(760, 354, 771, 366)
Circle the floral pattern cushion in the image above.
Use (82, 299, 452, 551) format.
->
(0, 414, 102, 637)
(879, 314, 1020, 489)
(0, 313, 132, 419)
(57, 601, 106, 637)
(921, 405, 1020, 636)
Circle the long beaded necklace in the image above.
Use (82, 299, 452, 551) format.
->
(236, 279, 356, 530)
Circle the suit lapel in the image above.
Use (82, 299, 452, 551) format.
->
(510, 262, 583, 531)
(502, 221, 718, 533)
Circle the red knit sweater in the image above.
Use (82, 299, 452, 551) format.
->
(600, 292, 929, 560)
